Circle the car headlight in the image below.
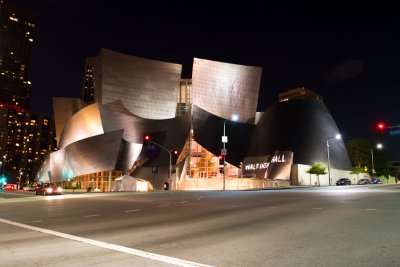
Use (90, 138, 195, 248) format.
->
(57, 187, 62, 192)
(46, 188, 53, 193)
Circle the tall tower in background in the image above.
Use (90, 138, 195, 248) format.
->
(82, 57, 96, 104)
(0, 1, 37, 109)
(0, 2, 56, 186)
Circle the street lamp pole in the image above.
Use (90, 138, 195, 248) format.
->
(19, 171, 23, 190)
(2, 155, 5, 177)
(223, 120, 227, 191)
(371, 143, 382, 179)
(221, 114, 238, 191)
(327, 134, 341, 186)
(371, 148, 375, 179)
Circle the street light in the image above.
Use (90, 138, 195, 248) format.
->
(327, 134, 341, 186)
(371, 143, 383, 179)
(19, 171, 23, 190)
(222, 114, 238, 190)
(2, 155, 5, 177)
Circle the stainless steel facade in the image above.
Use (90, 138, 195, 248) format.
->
(248, 99, 351, 170)
(38, 51, 352, 189)
(95, 49, 182, 120)
(192, 58, 262, 124)
(53, 97, 88, 147)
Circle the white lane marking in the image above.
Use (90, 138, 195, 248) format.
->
(0, 218, 212, 267)
(196, 197, 202, 201)
(180, 201, 188, 204)
(84, 214, 100, 218)
(365, 209, 377, 211)
(125, 209, 140, 213)
(31, 220, 43, 223)
(158, 204, 169, 208)
(269, 206, 277, 209)
(312, 208, 322, 210)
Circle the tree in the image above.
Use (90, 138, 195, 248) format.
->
(350, 165, 365, 184)
(306, 163, 327, 187)
(346, 139, 391, 177)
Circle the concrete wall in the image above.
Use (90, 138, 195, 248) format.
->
(179, 177, 290, 190)
(292, 164, 371, 186)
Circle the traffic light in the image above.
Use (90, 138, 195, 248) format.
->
(377, 122, 385, 131)
(218, 155, 224, 165)
(171, 148, 179, 164)
(143, 134, 151, 143)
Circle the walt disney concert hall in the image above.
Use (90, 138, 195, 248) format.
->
(35, 49, 351, 191)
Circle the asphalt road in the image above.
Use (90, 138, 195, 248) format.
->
(1, 185, 400, 267)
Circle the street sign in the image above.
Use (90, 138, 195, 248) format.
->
(221, 148, 227, 155)
(390, 129, 400, 136)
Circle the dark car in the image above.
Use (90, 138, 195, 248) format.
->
(336, 178, 351, 186)
(357, 178, 372, 185)
(35, 183, 62, 195)
(372, 178, 381, 184)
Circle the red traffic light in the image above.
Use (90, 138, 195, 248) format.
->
(144, 134, 150, 141)
(218, 155, 223, 160)
(173, 149, 178, 155)
(377, 122, 385, 131)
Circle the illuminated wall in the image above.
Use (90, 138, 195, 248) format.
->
(53, 97, 88, 147)
(95, 49, 182, 120)
(248, 99, 351, 170)
(192, 58, 262, 124)
(57, 102, 103, 149)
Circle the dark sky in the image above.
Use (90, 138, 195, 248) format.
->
(7, 1, 400, 158)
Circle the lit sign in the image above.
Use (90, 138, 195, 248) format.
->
(242, 151, 293, 180)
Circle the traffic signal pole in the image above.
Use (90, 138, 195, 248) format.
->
(146, 140, 172, 188)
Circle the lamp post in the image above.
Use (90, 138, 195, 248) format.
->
(2, 155, 5, 177)
(222, 114, 238, 191)
(19, 171, 23, 190)
(327, 134, 341, 186)
(371, 143, 383, 179)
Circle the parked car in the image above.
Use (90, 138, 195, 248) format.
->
(336, 178, 351, 186)
(35, 183, 62, 195)
(2, 184, 17, 191)
(357, 178, 372, 185)
(372, 178, 381, 184)
(23, 183, 37, 191)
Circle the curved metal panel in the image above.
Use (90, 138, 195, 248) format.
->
(64, 129, 124, 177)
(248, 99, 351, 170)
(95, 49, 182, 120)
(52, 97, 88, 147)
(192, 58, 262, 124)
(192, 105, 255, 167)
(58, 103, 104, 149)
(49, 130, 124, 181)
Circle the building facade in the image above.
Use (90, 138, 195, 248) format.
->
(279, 87, 323, 102)
(36, 49, 352, 191)
(82, 57, 96, 104)
(0, 3, 56, 186)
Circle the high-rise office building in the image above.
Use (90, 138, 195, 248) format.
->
(0, 2, 55, 186)
(279, 87, 323, 102)
(82, 57, 96, 104)
(0, 2, 37, 109)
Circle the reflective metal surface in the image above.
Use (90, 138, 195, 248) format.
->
(192, 58, 262, 124)
(95, 49, 182, 120)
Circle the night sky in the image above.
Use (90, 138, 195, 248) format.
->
(7, 1, 400, 158)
